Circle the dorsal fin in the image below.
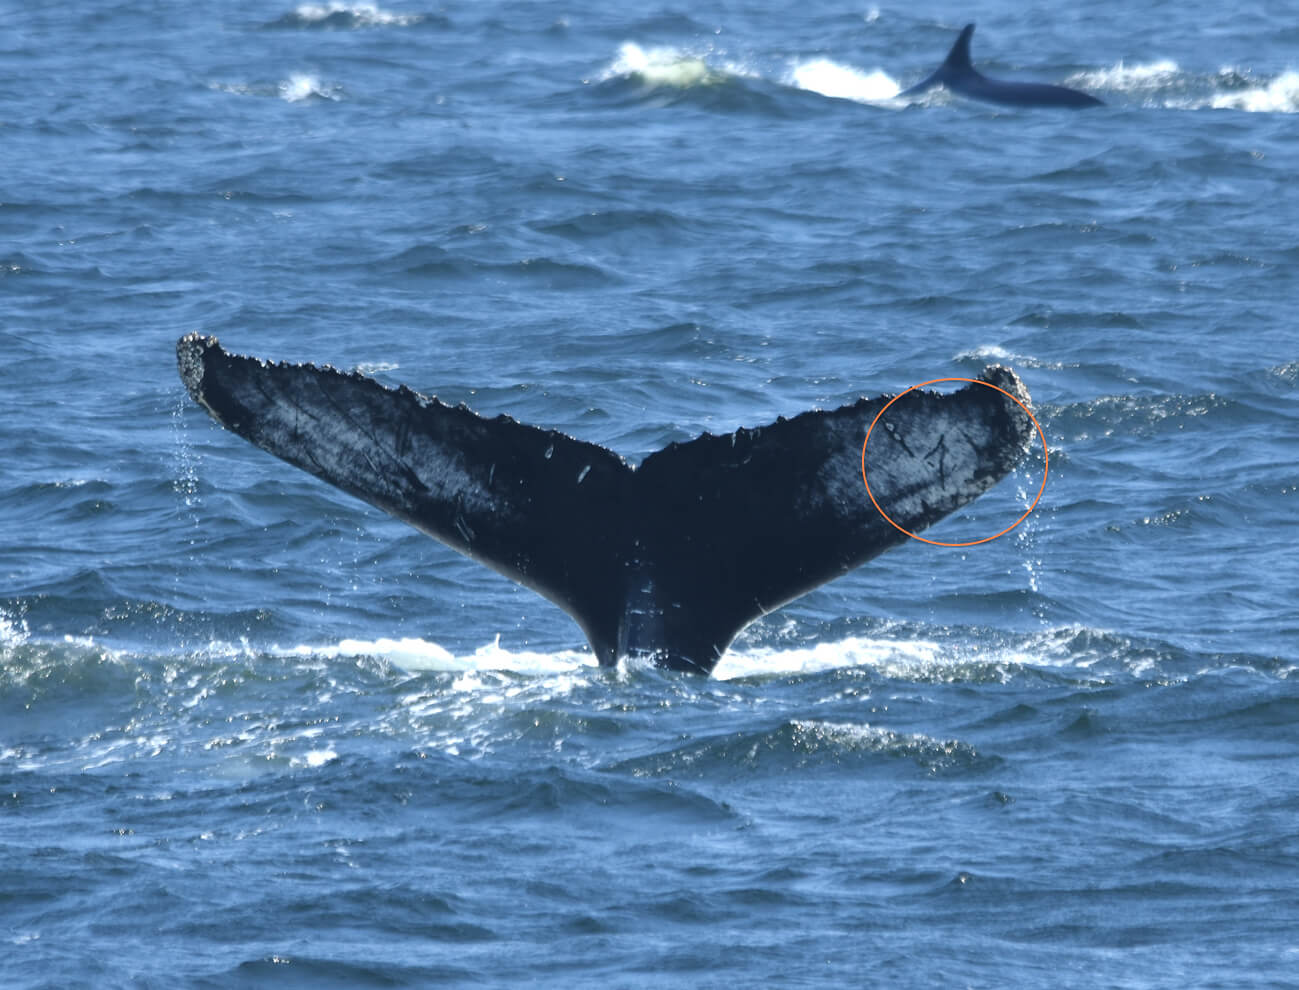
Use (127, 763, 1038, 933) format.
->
(943, 23, 976, 72)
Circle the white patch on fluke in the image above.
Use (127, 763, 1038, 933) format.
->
(864, 404, 988, 524)
(179, 336, 500, 518)
(808, 414, 878, 517)
(404, 434, 499, 517)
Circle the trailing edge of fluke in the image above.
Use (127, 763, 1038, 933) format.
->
(177, 333, 1034, 675)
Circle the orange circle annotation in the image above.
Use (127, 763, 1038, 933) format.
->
(859, 377, 1048, 548)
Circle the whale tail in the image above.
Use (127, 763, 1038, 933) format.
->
(177, 334, 1035, 674)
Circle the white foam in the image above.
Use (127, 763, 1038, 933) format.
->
(355, 361, 400, 375)
(279, 73, 341, 102)
(5, 626, 1032, 684)
(280, 635, 597, 676)
(958, 343, 1015, 363)
(602, 43, 904, 105)
(1070, 59, 1180, 91)
(1067, 60, 1299, 113)
(607, 42, 722, 88)
(0, 610, 28, 648)
(291, 2, 422, 27)
(272, 629, 1085, 682)
(273, 633, 949, 680)
(954, 343, 1069, 371)
(209, 77, 340, 102)
(787, 59, 900, 103)
(712, 635, 943, 680)
(1211, 70, 1299, 113)
(296, 748, 338, 768)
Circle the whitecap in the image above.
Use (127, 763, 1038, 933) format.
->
(288, 3, 423, 28)
(713, 634, 943, 680)
(355, 361, 400, 375)
(296, 748, 338, 768)
(605, 42, 725, 88)
(280, 635, 597, 676)
(1069, 59, 1180, 91)
(1211, 70, 1299, 113)
(279, 73, 341, 102)
(260, 621, 1156, 684)
(787, 59, 900, 104)
(0, 610, 29, 648)
(956, 343, 1016, 363)
(954, 343, 1070, 371)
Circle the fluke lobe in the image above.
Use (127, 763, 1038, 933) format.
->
(901, 23, 1104, 108)
(177, 334, 1034, 675)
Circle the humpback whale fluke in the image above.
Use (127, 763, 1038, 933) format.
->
(177, 334, 1034, 675)
(901, 23, 1104, 108)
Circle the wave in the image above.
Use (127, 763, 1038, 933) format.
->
(604, 42, 736, 89)
(597, 44, 1298, 114)
(279, 634, 595, 677)
(605, 717, 991, 778)
(4, 614, 1264, 692)
(210, 74, 343, 103)
(786, 58, 900, 103)
(599, 42, 903, 108)
(368, 245, 619, 287)
(164, 624, 1230, 682)
(1049, 391, 1238, 442)
(5, 624, 1290, 780)
(265, 3, 432, 30)
(1210, 70, 1299, 113)
(266, 632, 960, 681)
(0, 608, 28, 648)
(954, 343, 1075, 373)
(1069, 59, 1182, 93)
(1070, 60, 1299, 112)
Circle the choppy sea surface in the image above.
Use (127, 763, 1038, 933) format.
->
(4, 1, 1299, 986)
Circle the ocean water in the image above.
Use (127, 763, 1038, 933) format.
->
(4, 1, 1299, 986)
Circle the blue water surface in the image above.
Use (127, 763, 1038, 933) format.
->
(3, 1, 1299, 986)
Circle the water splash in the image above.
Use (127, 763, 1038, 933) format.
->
(277, 3, 425, 29)
(786, 59, 900, 103)
(209, 75, 343, 102)
(605, 43, 728, 88)
(1070, 60, 1299, 112)
(1069, 60, 1181, 92)
(276, 635, 597, 676)
(602, 42, 902, 106)
(279, 73, 341, 102)
(1211, 70, 1299, 112)
(170, 397, 200, 510)
(0, 608, 30, 649)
